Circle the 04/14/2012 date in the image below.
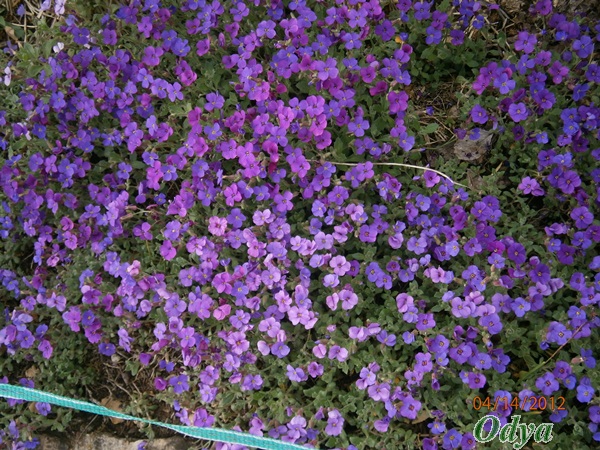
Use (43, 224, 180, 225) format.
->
(471, 395, 566, 411)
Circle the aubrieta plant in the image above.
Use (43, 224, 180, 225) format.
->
(0, 0, 599, 448)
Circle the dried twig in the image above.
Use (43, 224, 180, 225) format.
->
(308, 159, 469, 188)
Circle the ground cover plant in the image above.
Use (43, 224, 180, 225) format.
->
(0, 0, 599, 448)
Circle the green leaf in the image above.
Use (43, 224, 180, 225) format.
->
(421, 123, 439, 135)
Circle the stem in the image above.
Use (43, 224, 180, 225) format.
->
(520, 320, 589, 381)
(308, 159, 469, 189)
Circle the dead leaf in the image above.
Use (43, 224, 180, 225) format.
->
(411, 409, 431, 424)
(100, 397, 125, 424)
(25, 366, 39, 378)
(4, 26, 18, 42)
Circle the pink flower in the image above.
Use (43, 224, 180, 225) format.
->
(208, 216, 228, 236)
(213, 304, 231, 320)
(518, 176, 545, 195)
(330, 255, 350, 276)
(328, 345, 349, 362)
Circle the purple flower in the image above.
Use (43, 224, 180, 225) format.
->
(511, 297, 530, 317)
(425, 26, 442, 45)
(388, 91, 409, 114)
(274, 191, 294, 212)
(428, 420, 446, 435)
(377, 330, 397, 347)
(507, 242, 527, 265)
(194, 408, 215, 427)
(142, 46, 164, 66)
(443, 429, 462, 449)
(478, 313, 503, 334)
(508, 102, 528, 122)
(169, 374, 189, 394)
(241, 374, 263, 391)
(518, 177, 544, 195)
(98, 342, 116, 356)
(407, 236, 428, 255)
(398, 132, 415, 151)
(571, 206, 593, 229)
(466, 372, 486, 389)
(368, 382, 390, 401)
(470, 105, 489, 124)
(357, 367, 377, 390)
(325, 410, 344, 436)
(227, 331, 250, 355)
(494, 72, 515, 94)
(205, 92, 225, 111)
(546, 322, 572, 345)
(572, 35, 594, 58)
(163, 221, 182, 241)
(160, 240, 176, 261)
(328, 345, 349, 362)
(286, 415, 307, 441)
(348, 115, 370, 137)
(514, 31, 537, 53)
(308, 362, 324, 378)
(35, 402, 51, 416)
(580, 349, 596, 369)
(576, 382, 595, 403)
(399, 396, 421, 419)
(272, 342, 290, 358)
(374, 416, 391, 433)
(536, 372, 559, 395)
(416, 313, 436, 331)
(415, 352, 433, 373)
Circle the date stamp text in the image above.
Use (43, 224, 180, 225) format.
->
(472, 395, 566, 412)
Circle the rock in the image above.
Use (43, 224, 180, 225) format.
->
(37, 432, 191, 450)
(453, 129, 495, 162)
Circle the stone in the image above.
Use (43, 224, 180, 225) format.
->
(37, 432, 192, 450)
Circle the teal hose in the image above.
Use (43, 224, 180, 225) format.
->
(0, 384, 316, 450)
